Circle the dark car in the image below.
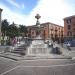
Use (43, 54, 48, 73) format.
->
(64, 40, 75, 47)
(70, 40, 75, 47)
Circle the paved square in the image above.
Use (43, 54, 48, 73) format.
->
(0, 57, 75, 75)
(1, 64, 75, 75)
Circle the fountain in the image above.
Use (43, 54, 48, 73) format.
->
(27, 14, 51, 56)
(27, 36, 50, 56)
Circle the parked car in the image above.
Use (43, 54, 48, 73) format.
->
(70, 40, 75, 47)
(64, 40, 75, 47)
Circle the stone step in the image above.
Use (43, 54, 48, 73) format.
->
(11, 45, 26, 55)
(13, 50, 25, 52)
(14, 48, 25, 50)
(11, 50, 25, 55)
(12, 47, 25, 52)
(15, 46, 24, 48)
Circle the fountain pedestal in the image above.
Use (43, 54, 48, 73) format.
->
(27, 36, 50, 56)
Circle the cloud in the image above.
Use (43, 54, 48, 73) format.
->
(6, 0, 25, 9)
(25, 0, 75, 26)
(22, 4, 25, 9)
(0, 3, 27, 25)
(0, 0, 75, 26)
(6, 0, 20, 8)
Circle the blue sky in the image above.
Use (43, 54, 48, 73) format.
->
(0, 0, 37, 14)
(0, 0, 75, 26)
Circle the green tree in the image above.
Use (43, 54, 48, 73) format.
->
(7, 22, 19, 38)
(1, 19, 9, 40)
(19, 25, 28, 37)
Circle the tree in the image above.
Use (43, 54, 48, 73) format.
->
(6, 22, 19, 38)
(19, 25, 28, 37)
(1, 19, 9, 40)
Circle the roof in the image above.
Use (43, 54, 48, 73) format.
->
(27, 22, 63, 28)
(41, 22, 63, 27)
(64, 15, 75, 20)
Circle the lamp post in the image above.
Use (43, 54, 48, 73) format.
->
(0, 8, 3, 45)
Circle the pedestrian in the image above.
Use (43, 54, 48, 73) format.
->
(66, 42, 71, 51)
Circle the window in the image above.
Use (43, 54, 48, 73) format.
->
(73, 28, 75, 31)
(55, 27, 58, 31)
(68, 25, 71, 30)
(67, 31, 72, 36)
(66, 19, 71, 24)
(73, 24, 75, 26)
(32, 31, 34, 34)
(51, 34, 53, 36)
(73, 35, 75, 38)
(51, 26, 53, 30)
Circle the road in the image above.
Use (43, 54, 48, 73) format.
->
(0, 56, 75, 75)
(0, 57, 19, 74)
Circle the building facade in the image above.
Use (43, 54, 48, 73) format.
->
(64, 15, 75, 40)
(27, 22, 64, 42)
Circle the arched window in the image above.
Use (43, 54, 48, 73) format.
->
(67, 31, 72, 36)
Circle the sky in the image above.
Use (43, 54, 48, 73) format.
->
(0, 0, 75, 26)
